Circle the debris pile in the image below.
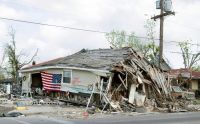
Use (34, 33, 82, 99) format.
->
(12, 83, 22, 97)
(101, 48, 172, 112)
(32, 97, 63, 105)
(14, 97, 33, 106)
(0, 84, 7, 98)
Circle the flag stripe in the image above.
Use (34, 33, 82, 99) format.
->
(43, 83, 61, 88)
(43, 87, 60, 91)
(42, 78, 52, 82)
(43, 82, 61, 86)
(41, 72, 62, 91)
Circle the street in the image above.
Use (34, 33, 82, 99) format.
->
(0, 112, 200, 124)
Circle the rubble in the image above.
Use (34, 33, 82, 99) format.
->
(99, 48, 173, 112)
(12, 83, 22, 97)
(80, 48, 200, 113)
(187, 104, 200, 111)
(0, 98, 8, 104)
(86, 106, 96, 114)
(32, 98, 64, 105)
(171, 86, 195, 100)
(0, 84, 8, 98)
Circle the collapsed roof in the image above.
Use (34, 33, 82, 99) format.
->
(21, 47, 170, 72)
(22, 47, 140, 71)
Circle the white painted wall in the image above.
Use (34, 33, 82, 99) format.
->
(21, 73, 32, 93)
(72, 70, 97, 85)
(191, 80, 198, 90)
(22, 68, 99, 93)
(61, 69, 98, 92)
(44, 68, 97, 85)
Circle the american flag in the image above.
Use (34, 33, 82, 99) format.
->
(41, 72, 62, 91)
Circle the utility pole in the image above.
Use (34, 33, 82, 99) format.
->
(151, 0, 175, 68)
(159, 0, 164, 69)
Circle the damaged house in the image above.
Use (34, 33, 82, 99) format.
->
(169, 68, 200, 91)
(169, 68, 200, 98)
(20, 47, 172, 111)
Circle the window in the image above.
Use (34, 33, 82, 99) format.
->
(63, 71, 71, 83)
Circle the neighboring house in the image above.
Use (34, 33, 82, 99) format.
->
(0, 78, 22, 96)
(169, 68, 200, 93)
(0, 78, 13, 94)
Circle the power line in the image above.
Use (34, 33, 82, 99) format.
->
(0, 17, 199, 46)
(0, 17, 107, 34)
(0, 17, 156, 40)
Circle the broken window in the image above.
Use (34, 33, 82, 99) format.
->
(63, 71, 71, 83)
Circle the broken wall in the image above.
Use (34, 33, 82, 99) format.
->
(102, 48, 172, 111)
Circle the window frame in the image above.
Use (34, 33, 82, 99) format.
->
(62, 70, 72, 84)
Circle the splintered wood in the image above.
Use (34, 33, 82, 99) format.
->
(103, 48, 172, 112)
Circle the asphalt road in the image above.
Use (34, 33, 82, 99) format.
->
(0, 112, 200, 124)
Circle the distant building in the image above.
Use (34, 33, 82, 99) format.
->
(0, 78, 14, 94)
(169, 68, 200, 95)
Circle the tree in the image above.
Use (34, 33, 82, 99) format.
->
(0, 69, 5, 81)
(179, 40, 200, 69)
(144, 19, 159, 63)
(105, 30, 143, 49)
(4, 27, 38, 83)
(191, 66, 200, 71)
(106, 19, 159, 62)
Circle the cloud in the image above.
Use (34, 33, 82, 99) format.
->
(38, 19, 110, 54)
(24, 38, 72, 62)
(0, 20, 10, 62)
(19, 0, 67, 12)
(0, 0, 199, 68)
(0, 21, 7, 40)
(0, 4, 25, 18)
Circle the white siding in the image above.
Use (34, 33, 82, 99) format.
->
(71, 70, 97, 85)
(22, 68, 98, 93)
(61, 69, 97, 92)
(191, 80, 198, 90)
(21, 73, 32, 93)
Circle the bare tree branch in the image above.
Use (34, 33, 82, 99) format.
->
(19, 48, 38, 68)
(4, 27, 38, 82)
(179, 41, 200, 69)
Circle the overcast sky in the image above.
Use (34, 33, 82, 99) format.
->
(0, 0, 199, 69)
